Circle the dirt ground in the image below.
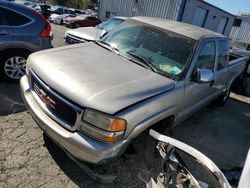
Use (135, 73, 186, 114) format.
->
(0, 81, 249, 188)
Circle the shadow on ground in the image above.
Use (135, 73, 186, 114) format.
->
(43, 95, 250, 187)
(0, 83, 26, 116)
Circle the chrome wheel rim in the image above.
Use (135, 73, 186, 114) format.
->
(4, 56, 26, 79)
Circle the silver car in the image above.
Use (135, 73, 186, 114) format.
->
(0, 1, 52, 82)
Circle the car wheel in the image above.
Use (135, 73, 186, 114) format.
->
(0, 50, 29, 83)
(70, 23, 75, 28)
(75, 23, 80, 28)
(60, 20, 63, 25)
(214, 88, 231, 106)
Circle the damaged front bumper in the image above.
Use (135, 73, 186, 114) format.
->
(145, 129, 232, 188)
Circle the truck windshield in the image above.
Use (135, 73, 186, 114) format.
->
(101, 19, 196, 78)
(96, 18, 125, 32)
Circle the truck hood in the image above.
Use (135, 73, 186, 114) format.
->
(66, 27, 100, 41)
(28, 43, 175, 114)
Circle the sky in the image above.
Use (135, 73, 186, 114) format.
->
(204, 0, 250, 14)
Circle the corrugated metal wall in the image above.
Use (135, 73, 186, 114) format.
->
(230, 20, 250, 44)
(98, 0, 183, 21)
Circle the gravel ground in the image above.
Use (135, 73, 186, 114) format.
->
(0, 24, 250, 188)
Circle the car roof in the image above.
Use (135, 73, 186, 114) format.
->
(131, 16, 225, 40)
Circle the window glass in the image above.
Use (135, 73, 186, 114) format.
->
(0, 7, 31, 26)
(233, 19, 242, 27)
(96, 18, 124, 32)
(217, 40, 228, 70)
(101, 20, 196, 78)
(195, 41, 215, 71)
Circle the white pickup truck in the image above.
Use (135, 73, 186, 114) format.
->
(20, 17, 249, 165)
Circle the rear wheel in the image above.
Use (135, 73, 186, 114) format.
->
(0, 50, 29, 83)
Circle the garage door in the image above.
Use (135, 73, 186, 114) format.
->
(217, 17, 228, 34)
(192, 6, 208, 27)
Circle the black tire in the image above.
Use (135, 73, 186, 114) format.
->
(214, 89, 231, 106)
(70, 23, 75, 29)
(0, 50, 29, 83)
(60, 20, 63, 25)
(75, 23, 80, 28)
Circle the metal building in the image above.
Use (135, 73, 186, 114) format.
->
(98, 0, 235, 36)
(230, 16, 250, 49)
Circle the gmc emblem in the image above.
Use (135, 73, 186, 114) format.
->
(37, 88, 56, 109)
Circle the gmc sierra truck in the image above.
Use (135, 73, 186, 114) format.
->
(20, 17, 248, 164)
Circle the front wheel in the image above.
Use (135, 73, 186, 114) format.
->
(0, 50, 29, 83)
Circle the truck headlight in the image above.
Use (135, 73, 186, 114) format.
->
(83, 109, 126, 132)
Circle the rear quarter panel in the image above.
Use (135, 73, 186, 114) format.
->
(228, 56, 248, 90)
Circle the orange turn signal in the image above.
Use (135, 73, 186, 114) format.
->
(104, 135, 118, 142)
(108, 119, 126, 132)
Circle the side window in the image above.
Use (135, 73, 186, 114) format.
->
(195, 41, 216, 71)
(217, 40, 229, 70)
(64, 9, 69, 14)
(0, 7, 31, 26)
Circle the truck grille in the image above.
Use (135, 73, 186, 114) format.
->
(65, 34, 85, 45)
(30, 74, 77, 127)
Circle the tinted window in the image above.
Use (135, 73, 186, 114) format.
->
(195, 41, 215, 71)
(217, 40, 228, 70)
(0, 7, 31, 26)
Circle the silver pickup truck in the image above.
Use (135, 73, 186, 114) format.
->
(20, 17, 248, 164)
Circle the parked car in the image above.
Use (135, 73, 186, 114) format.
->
(0, 0, 52, 82)
(50, 6, 70, 15)
(20, 17, 248, 165)
(63, 15, 101, 28)
(49, 13, 76, 25)
(65, 17, 127, 44)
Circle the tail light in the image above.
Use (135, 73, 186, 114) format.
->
(32, 9, 52, 38)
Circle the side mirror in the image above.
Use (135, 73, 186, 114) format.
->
(99, 29, 107, 39)
(193, 69, 214, 83)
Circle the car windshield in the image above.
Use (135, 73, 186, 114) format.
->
(96, 18, 125, 32)
(101, 19, 196, 78)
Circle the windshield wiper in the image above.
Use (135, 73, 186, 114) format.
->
(97, 41, 119, 55)
(126, 52, 159, 73)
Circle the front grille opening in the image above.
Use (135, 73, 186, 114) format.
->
(66, 34, 84, 44)
(31, 74, 77, 126)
